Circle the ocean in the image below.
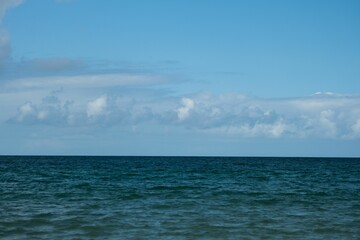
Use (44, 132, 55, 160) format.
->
(0, 156, 359, 239)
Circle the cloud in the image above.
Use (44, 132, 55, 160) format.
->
(318, 110, 337, 137)
(17, 102, 34, 121)
(0, 0, 22, 66)
(0, 0, 22, 22)
(352, 119, 360, 138)
(177, 98, 194, 121)
(87, 95, 107, 118)
(0, 28, 10, 65)
(202, 121, 287, 138)
(3, 73, 167, 90)
(175, 93, 360, 139)
(29, 58, 85, 72)
(8, 91, 360, 139)
(10, 91, 74, 125)
(9, 92, 162, 127)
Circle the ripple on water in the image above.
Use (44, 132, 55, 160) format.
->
(0, 156, 359, 239)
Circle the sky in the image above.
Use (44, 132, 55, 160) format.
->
(0, 0, 359, 156)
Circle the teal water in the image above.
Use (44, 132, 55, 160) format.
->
(0, 156, 360, 239)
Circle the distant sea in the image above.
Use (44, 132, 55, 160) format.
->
(1, 156, 359, 239)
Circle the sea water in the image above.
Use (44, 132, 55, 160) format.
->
(0, 156, 359, 239)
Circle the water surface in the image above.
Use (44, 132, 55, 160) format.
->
(1, 156, 359, 239)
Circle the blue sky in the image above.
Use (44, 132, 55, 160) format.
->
(0, 0, 359, 156)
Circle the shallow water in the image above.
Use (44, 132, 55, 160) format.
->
(1, 156, 360, 239)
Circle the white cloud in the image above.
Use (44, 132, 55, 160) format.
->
(4, 73, 166, 90)
(312, 91, 335, 97)
(177, 98, 194, 121)
(171, 93, 360, 139)
(203, 121, 287, 138)
(18, 102, 35, 121)
(8, 91, 360, 139)
(87, 95, 107, 118)
(10, 92, 74, 125)
(318, 110, 337, 137)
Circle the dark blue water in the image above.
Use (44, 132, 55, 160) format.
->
(1, 156, 360, 239)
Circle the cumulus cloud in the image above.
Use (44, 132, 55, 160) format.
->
(10, 91, 74, 125)
(175, 93, 360, 139)
(17, 102, 35, 121)
(8, 91, 360, 139)
(203, 121, 287, 138)
(87, 95, 107, 118)
(9, 93, 159, 127)
(351, 119, 360, 138)
(177, 98, 194, 121)
(318, 110, 337, 137)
